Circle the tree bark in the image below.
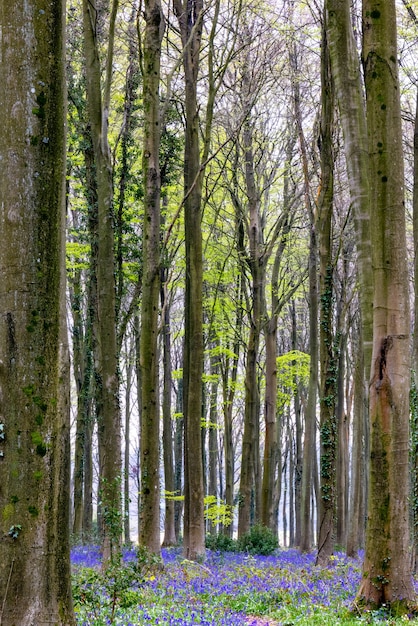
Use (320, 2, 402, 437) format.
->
(173, 0, 206, 560)
(161, 273, 176, 546)
(356, 0, 416, 611)
(82, 0, 122, 562)
(316, 19, 337, 567)
(0, 1, 74, 622)
(139, 0, 164, 556)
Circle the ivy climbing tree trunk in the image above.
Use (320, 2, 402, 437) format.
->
(0, 1, 74, 623)
(356, 0, 416, 612)
(82, 0, 122, 563)
(316, 17, 337, 567)
(139, 0, 165, 555)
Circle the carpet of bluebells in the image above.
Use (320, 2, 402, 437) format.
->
(71, 545, 418, 625)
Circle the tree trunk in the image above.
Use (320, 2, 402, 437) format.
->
(237, 111, 263, 538)
(161, 275, 176, 546)
(82, 0, 122, 562)
(173, 0, 206, 560)
(139, 0, 164, 556)
(316, 19, 337, 567)
(221, 274, 242, 538)
(325, 0, 373, 375)
(124, 347, 133, 545)
(0, 1, 74, 622)
(346, 319, 366, 556)
(291, 301, 303, 547)
(261, 320, 279, 529)
(291, 41, 319, 552)
(412, 80, 418, 572)
(356, 0, 416, 611)
(208, 343, 220, 535)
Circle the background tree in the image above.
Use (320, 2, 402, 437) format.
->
(0, 1, 75, 623)
(82, 0, 122, 562)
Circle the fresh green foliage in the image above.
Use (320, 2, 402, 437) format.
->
(72, 546, 162, 625)
(237, 523, 278, 555)
(204, 496, 233, 528)
(163, 492, 233, 528)
(205, 533, 237, 552)
(276, 350, 310, 411)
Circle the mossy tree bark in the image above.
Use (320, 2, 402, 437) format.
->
(0, 1, 74, 623)
(82, 0, 122, 563)
(139, 0, 165, 555)
(355, 0, 416, 611)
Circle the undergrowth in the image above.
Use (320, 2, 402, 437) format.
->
(71, 546, 418, 625)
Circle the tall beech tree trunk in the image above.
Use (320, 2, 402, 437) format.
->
(82, 0, 122, 562)
(356, 0, 416, 611)
(221, 274, 242, 538)
(124, 348, 133, 545)
(208, 343, 220, 535)
(139, 0, 164, 556)
(291, 38, 319, 552)
(0, 1, 74, 622)
(413, 84, 418, 572)
(237, 108, 264, 537)
(173, 0, 206, 560)
(291, 301, 303, 547)
(325, 0, 373, 374)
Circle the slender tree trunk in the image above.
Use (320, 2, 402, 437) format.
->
(0, 1, 74, 622)
(221, 275, 242, 538)
(347, 319, 366, 556)
(291, 301, 303, 547)
(139, 0, 164, 556)
(124, 348, 133, 545)
(208, 343, 220, 535)
(70, 271, 87, 540)
(316, 19, 337, 566)
(174, 378, 184, 543)
(336, 330, 348, 548)
(237, 110, 264, 537)
(261, 321, 279, 529)
(412, 81, 418, 572)
(161, 276, 176, 546)
(356, 0, 415, 611)
(291, 40, 319, 552)
(82, 0, 122, 562)
(173, 0, 206, 560)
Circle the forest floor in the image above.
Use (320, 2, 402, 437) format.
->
(71, 545, 418, 625)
